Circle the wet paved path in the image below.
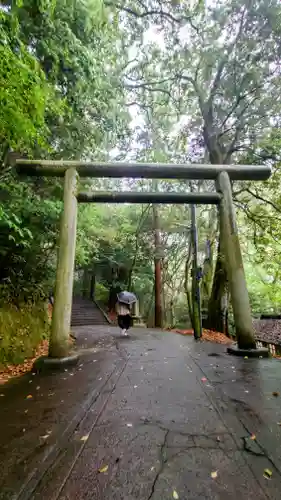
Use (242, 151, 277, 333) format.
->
(1, 327, 281, 500)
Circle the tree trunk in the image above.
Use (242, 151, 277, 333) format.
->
(201, 239, 214, 311)
(184, 238, 193, 329)
(201, 206, 217, 314)
(206, 241, 228, 333)
(184, 268, 194, 329)
(169, 298, 175, 329)
(90, 273, 96, 300)
(127, 206, 150, 291)
(108, 283, 122, 313)
(190, 202, 202, 339)
(153, 196, 163, 328)
(82, 268, 89, 298)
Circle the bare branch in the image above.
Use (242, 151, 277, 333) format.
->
(126, 101, 153, 111)
(125, 75, 176, 86)
(177, 73, 205, 113)
(219, 87, 262, 134)
(125, 84, 173, 98)
(105, 1, 187, 24)
(244, 188, 281, 214)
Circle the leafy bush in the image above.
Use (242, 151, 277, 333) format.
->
(0, 302, 50, 366)
(94, 282, 109, 305)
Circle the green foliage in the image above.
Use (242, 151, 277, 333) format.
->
(9, 0, 129, 158)
(94, 282, 109, 304)
(0, 302, 49, 366)
(0, 9, 64, 163)
(0, 42, 60, 155)
(0, 176, 62, 301)
(0, 0, 129, 303)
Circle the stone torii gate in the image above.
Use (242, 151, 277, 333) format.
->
(16, 160, 271, 363)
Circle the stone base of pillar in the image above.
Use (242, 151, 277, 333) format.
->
(227, 345, 269, 358)
(33, 354, 79, 372)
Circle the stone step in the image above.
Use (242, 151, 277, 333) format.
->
(71, 297, 109, 326)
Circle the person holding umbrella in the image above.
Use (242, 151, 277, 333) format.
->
(116, 291, 137, 336)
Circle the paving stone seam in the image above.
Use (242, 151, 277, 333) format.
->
(189, 353, 281, 499)
(16, 354, 128, 500)
(52, 357, 129, 500)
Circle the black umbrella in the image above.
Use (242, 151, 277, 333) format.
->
(117, 291, 137, 305)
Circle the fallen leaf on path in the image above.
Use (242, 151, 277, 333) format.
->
(81, 434, 89, 442)
(263, 468, 272, 480)
(272, 392, 279, 397)
(98, 465, 108, 473)
(26, 395, 33, 399)
(173, 490, 179, 499)
(211, 471, 218, 479)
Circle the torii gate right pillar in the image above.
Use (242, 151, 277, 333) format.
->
(217, 172, 263, 352)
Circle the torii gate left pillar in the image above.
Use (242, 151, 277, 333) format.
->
(49, 167, 79, 358)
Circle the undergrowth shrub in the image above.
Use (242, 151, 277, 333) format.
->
(0, 303, 50, 367)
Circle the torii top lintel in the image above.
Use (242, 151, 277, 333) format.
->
(15, 160, 271, 181)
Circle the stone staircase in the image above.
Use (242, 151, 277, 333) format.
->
(71, 297, 110, 327)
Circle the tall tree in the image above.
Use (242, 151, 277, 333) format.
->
(119, 0, 281, 329)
